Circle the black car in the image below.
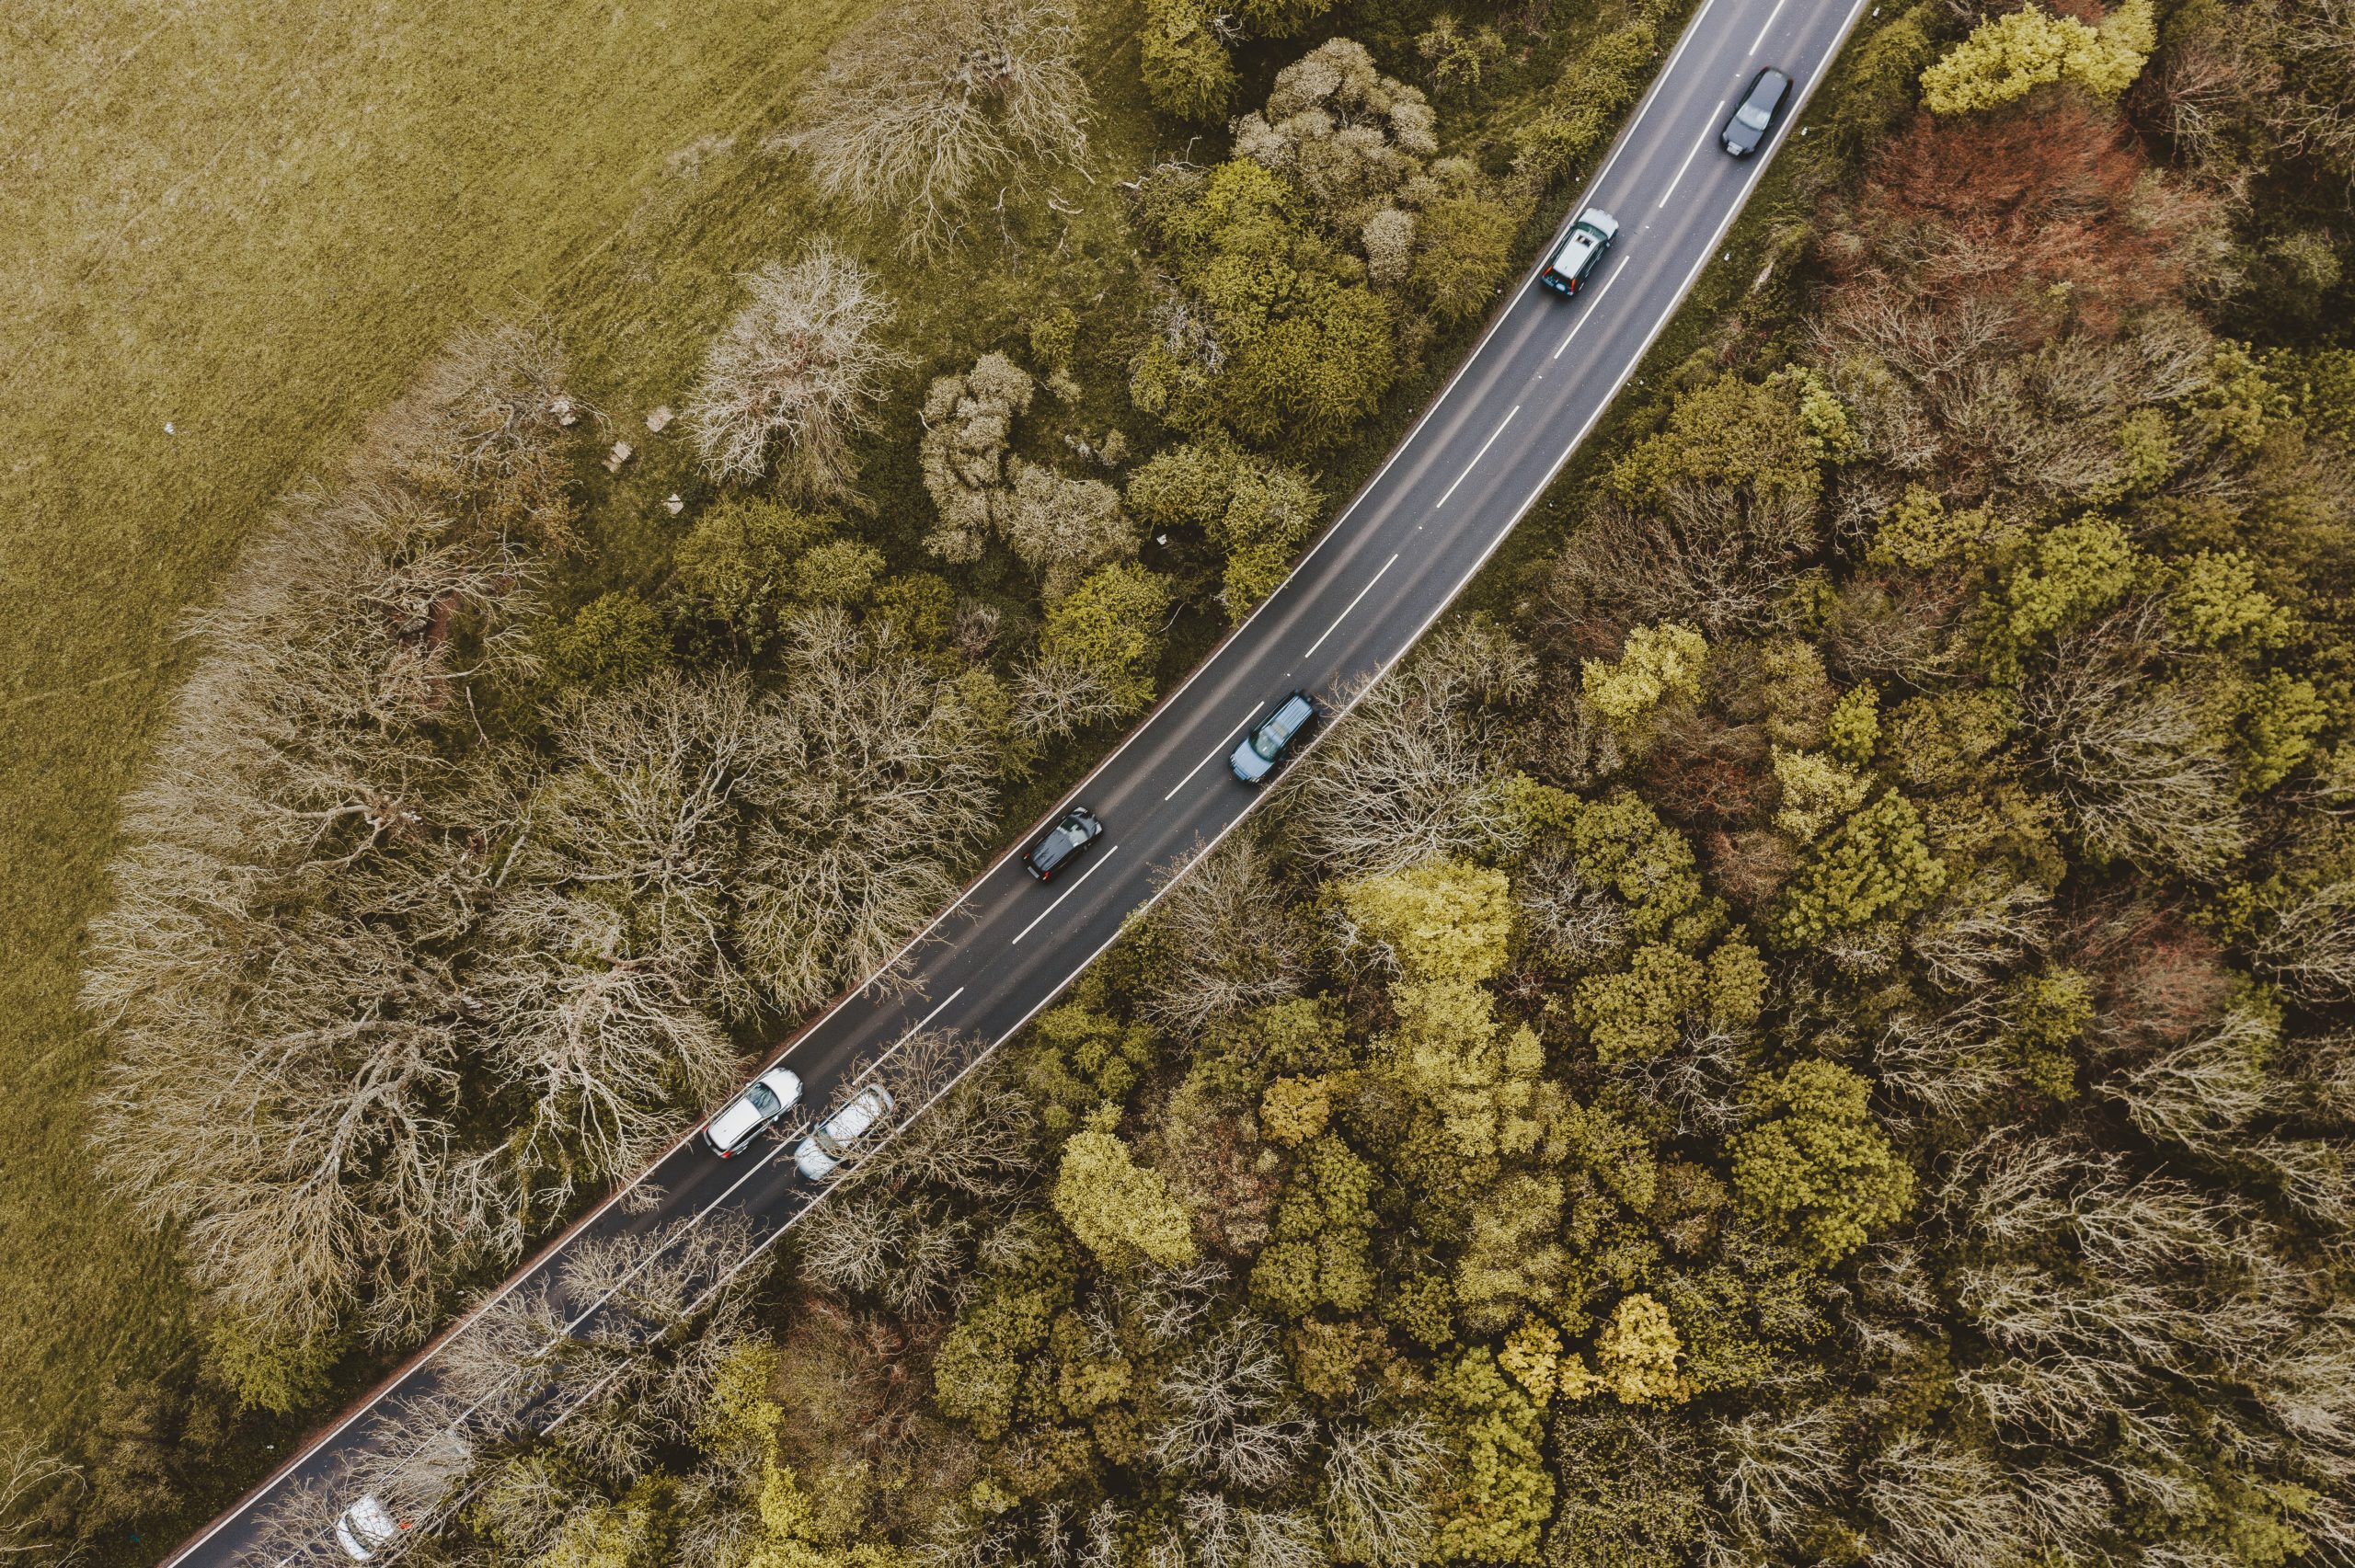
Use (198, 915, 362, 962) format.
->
(1721, 67, 1792, 157)
(1022, 807, 1104, 882)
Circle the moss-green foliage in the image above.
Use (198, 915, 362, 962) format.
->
(1510, 21, 1658, 190)
(1129, 159, 1397, 451)
(1412, 193, 1522, 327)
(1572, 935, 1763, 1063)
(1454, 1173, 1568, 1334)
(1918, 0, 2155, 114)
(1431, 1348, 1553, 1564)
(1499, 781, 1704, 942)
(1025, 1000, 1158, 1136)
(2002, 967, 2095, 1102)
(869, 572, 954, 650)
(1038, 562, 1174, 715)
(1052, 1130, 1198, 1271)
(1729, 1060, 1913, 1265)
(1606, 372, 1826, 508)
(1139, 0, 1238, 122)
(672, 498, 852, 652)
(1977, 517, 2141, 680)
(933, 1229, 1075, 1442)
(1768, 792, 1948, 946)
(1824, 683, 1880, 768)
(1771, 747, 1873, 843)
(544, 589, 672, 692)
(1392, 977, 1551, 1166)
(201, 1310, 342, 1417)
(1125, 437, 1324, 619)
(1250, 1134, 1376, 1315)
(1829, 4, 1936, 149)
(1577, 1292, 1690, 1406)
(1340, 857, 1513, 983)
(1582, 621, 1708, 745)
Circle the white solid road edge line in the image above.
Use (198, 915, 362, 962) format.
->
(1009, 843, 1119, 946)
(155, 0, 1851, 1557)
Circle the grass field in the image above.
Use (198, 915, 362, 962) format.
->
(0, 0, 1160, 1455)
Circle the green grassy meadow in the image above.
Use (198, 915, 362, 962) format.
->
(0, 0, 1158, 1451)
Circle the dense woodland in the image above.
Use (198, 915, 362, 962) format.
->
(12, 0, 2355, 1562)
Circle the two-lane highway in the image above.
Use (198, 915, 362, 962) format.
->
(169, 0, 1870, 1560)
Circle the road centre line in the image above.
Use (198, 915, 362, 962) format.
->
(1436, 405, 1520, 508)
(1660, 106, 1725, 207)
(1302, 554, 1399, 663)
(1751, 0, 1791, 54)
(1552, 265, 1627, 358)
(1166, 707, 1263, 800)
(1009, 845, 1119, 946)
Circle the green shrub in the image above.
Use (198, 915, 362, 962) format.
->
(543, 589, 670, 692)
(1038, 563, 1174, 715)
(1729, 1059, 1914, 1265)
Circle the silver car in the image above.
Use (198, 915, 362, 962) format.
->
(795, 1084, 896, 1180)
(335, 1495, 399, 1562)
(1231, 691, 1316, 784)
(701, 1066, 804, 1158)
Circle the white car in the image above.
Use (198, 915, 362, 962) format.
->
(701, 1066, 805, 1158)
(335, 1495, 400, 1562)
(794, 1084, 896, 1180)
(1540, 207, 1620, 296)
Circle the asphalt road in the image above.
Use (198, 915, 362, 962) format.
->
(169, 0, 1868, 1560)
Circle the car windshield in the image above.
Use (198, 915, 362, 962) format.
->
(1252, 727, 1283, 761)
(1737, 102, 1772, 131)
(748, 1082, 779, 1116)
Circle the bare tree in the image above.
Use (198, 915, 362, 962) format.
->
(83, 327, 569, 1346)
(2102, 1004, 2279, 1152)
(787, 0, 1091, 251)
(2021, 614, 2246, 875)
(373, 315, 584, 548)
(1280, 618, 1534, 876)
(426, 1212, 771, 1483)
(738, 611, 999, 1013)
(1009, 653, 1130, 743)
(1136, 834, 1310, 1036)
(844, 1032, 1038, 1203)
(685, 243, 907, 495)
(477, 670, 764, 1185)
(1706, 1404, 1850, 1553)
(1863, 1436, 2034, 1568)
(0, 1431, 79, 1565)
(1545, 478, 1821, 644)
(1149, 1317, 1315, 1492)
(2253, 878, 2355, 1004)
(1320, 1419, 1442, 1568)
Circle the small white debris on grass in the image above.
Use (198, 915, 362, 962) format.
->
(645, 405, 674, 433)
(663, 493, 685, 516)
(603, 441, 634, 474)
